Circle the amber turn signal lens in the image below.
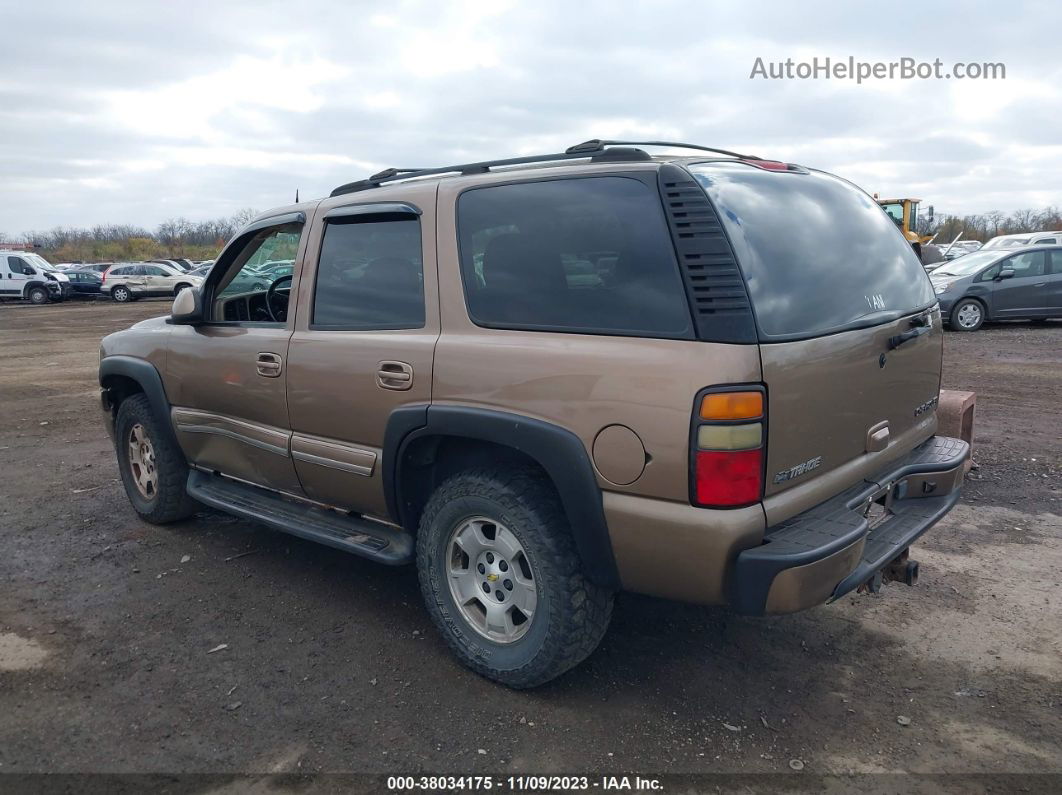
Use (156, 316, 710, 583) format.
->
(699, 391, 763, 421)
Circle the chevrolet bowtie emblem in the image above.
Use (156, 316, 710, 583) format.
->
(486, 573, 499, 582)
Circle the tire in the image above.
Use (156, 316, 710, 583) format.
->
(950, 298, 985, 332)
(416, 467, 613, 688)
(173, 283, 191, 296)
(114, 394, 198, 524)
(28, 286, 49, 305)
(111, 285, 131, 303)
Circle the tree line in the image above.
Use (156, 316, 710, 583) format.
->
(1, 210, 259, 264)
(918, 206, 1062, 243)
(3, 203, 1060, 264)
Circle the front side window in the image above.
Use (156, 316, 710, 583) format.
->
(311, 215, 424, 330)
(211, 222, 302, 322)
(9, 257, 34, 275)
(457, 176, 693, 337)
(1002, 251, 1046, 278)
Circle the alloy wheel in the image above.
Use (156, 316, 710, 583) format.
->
(127, 423, 159, 500)
(446, 517, 537, 643)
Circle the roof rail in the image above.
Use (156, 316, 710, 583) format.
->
(565, 139, 759, 159)
(329, 139, 755, 197)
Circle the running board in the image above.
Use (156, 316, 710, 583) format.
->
(187, 470, 413, 565)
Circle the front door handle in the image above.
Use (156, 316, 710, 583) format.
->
(376, 360, 413, 390)
(257, 352, 283, 378)
(1033, 282, 1046, 287)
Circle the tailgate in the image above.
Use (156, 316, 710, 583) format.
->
(760, 308, 942, 514)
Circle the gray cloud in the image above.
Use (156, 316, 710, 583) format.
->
(1, 0, 1059, 236)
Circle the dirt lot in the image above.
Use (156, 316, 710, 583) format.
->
(1, 299, 1060, 787)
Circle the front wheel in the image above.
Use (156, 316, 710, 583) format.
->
(114, 394, 198, 524)
(416, 468, 613, 689)
(111, 285, 132, 303)
(951, 298, 985, 331)
(28, 286, 49, 304)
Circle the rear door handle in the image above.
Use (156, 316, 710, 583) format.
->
(257, 352, 283, 378)
(376, 360, 413, 390)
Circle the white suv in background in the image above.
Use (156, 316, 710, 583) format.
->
(102, 263, 203, 303)
(982, 232, 1062, 249)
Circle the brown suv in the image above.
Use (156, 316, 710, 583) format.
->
(99, 140, 968, 687)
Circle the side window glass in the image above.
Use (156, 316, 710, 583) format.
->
(311, 215, 424, 329)
(979, 264, 1001, 282)
(456, 177, 693, 337)
(1004, 251, 1046, 279)
(211, 223, 303, 322)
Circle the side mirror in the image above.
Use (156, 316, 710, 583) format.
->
(171, 286, 203, 324)
(997, 268, 1015, 281)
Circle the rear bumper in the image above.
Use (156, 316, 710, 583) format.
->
(731, 435, 969, 616)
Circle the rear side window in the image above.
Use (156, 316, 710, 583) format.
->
(312, 216, 424, 329)
(689, 163, 935, 340)
(457, 176, 693, 338)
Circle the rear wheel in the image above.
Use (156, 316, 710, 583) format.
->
(416, 468, 613, 688)
(111, 285, 131, 303)
(951, 298, 985, 331)
(114, 394, 198, 524)
(28, 286, 49, 305)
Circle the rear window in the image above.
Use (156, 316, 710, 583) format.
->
(457, 176, 693, 338)
(689, 163, 935, 340)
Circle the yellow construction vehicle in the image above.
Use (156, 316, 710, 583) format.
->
(874, 196, 941, 263)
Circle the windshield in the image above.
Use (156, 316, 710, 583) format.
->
(25, 253, 57, 271)
(983, 236, 1028, 249)
(689, 163, 934, 340)
(930, 251, 1002, 277)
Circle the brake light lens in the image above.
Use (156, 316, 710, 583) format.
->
(691, 387, 766, 508)
(742, 158, 790, 171)
(101, 269, 108, 283)
(695, 449, 763, 506)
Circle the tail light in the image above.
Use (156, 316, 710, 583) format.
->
(691, 387, 765, 508)
(101, 269, 108, 284)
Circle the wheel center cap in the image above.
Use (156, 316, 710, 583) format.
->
(486, 572, 499, 582)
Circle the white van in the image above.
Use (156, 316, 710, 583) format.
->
(0, 250, 71, 303)
(982, 231, 1062, 250)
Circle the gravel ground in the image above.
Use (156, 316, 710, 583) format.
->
(1, 299, 1059, 790)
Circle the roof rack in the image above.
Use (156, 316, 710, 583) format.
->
(564, 139, 759, 159)
(329, 139, 756, 197)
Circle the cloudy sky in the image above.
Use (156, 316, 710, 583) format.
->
(1, 0, 1059, 236)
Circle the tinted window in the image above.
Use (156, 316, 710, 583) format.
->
(1003, 251, 1045, 278)
(690, 163, 935, 340)
(457, 177, 693, 337)
(312, 216, 424, 329)
(9, 257, 34, 275)
(143, 266, 167, 276)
